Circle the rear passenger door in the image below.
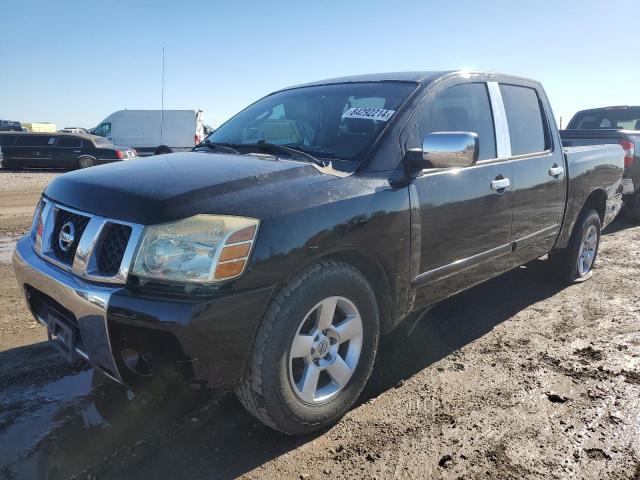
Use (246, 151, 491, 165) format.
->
(13, 135, 56, 168)
(497, 84, 566, 267)
(55, 136, 82, 169)
(405, 80, 514, 308)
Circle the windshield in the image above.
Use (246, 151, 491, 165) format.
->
(568, 107, 640, 130)
(207, 82, 416, 161)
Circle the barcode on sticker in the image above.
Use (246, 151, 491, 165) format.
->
(342, 107, 395, 122)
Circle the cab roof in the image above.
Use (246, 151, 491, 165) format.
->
(280, 71, 455, 91)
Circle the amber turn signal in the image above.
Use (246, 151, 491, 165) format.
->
(215, 260, 246, 279)
(219, 243, 251, 262)
(226, 225, 257, 244)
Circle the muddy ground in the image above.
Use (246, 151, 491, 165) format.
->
(0, 170, 638, 479)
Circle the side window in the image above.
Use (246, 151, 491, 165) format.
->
(499, 84, 548, 156)
(417, 83, 497, 160)
(58, 136, 82, 148)
(0, 135, 17, 146)
(93, 123, 112, 137)
(15, 135, 51, 147)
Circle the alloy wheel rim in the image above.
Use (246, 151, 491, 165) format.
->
(577, 224, 598, 276)
(288, 296, 363, 405)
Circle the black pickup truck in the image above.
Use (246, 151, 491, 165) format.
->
(13, 71, 624, 434)
(561, 106, 640, 220)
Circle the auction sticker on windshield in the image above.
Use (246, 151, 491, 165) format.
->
(342, 107, 396, 122)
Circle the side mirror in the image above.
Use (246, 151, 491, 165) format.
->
(413, 132, 479, 169)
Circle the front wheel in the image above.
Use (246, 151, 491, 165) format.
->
(549, 209, 601, 283)
(236, 260, 379, 435)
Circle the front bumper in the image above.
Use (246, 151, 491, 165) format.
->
(13, 236, 274, 389)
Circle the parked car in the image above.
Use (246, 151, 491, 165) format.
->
(0, 120, 22, 132)
(91, 109, 205, 156)
(59, 127, 90, 135)
(0, 132, 137, 169)
(561, 106, 640, 220)
(13, 71, 624, 435)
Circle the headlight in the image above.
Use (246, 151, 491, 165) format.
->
(131, 215, 259, 284)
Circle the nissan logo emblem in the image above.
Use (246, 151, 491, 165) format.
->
(58, 221, 76, 252)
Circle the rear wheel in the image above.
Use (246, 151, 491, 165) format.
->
(236, 260, 379, 435)
(624, 192, 640, 222)
(155, 146, 172, 155)
(549, 209, 601, 283)
(78, 156, 95, 169)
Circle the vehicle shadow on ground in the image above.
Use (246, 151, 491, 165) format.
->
(603, 215, 637, 235)
(1, 257, 569, 479)
(366, 258, 564, 397)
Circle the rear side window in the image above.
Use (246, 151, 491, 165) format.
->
(499, 84, 548, 156)
(15, 135, 53, 147)
(58, 136, 82, 148)
(417, 83, 497, 160)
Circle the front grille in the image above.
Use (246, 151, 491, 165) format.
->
(50, 208, 90, 265)
(37, 199, 142, 284)
(95, 223, 132, 276)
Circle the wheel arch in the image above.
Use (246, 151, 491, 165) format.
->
(581, 188, 607, 224)
(299, 249, 396, 335)
(555, 187, 607, 250)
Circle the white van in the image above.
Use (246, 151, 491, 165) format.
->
(91, 110, 205, 155)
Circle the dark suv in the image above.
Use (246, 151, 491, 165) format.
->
(0, 133, 137, 170)
(0, 120, 23, 132)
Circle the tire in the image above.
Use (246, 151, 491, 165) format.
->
(623, 192, 640, 222)
(236, 260, 380, 435)
(78, 156, 95, 169)
(154, 146, 172, 155)
(549, 209, 601, 283)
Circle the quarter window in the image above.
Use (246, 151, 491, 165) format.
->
(499, 84, 548, 156)
(417, 83, 497, 161)
(58, 136, 82, 148)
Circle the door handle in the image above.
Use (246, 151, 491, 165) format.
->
(548, 165, 564, 178)
(491, 177, 511, 192)
(73, 150, 81, 153)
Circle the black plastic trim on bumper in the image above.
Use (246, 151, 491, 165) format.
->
(13, 235, 276, 389)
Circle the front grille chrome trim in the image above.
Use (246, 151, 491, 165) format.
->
(38, 198, 144, 284)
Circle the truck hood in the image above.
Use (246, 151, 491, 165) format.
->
(44, 152, 333, 224)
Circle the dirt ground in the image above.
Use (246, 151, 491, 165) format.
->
(0, 170, 638, 479)
(0, 171, 58, 350)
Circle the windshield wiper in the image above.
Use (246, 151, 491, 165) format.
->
(196, 142, 241, 155)
(238, 142, 328, 168)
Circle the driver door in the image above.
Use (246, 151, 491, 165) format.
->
(406, 80, 514, 308)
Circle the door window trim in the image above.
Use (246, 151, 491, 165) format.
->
(478, 82, 555, 165)
(487, 82, 511, 159)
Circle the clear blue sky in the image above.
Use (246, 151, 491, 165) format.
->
(1, 0, 639, 130)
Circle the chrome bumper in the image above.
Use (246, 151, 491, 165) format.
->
(621, 178, 635, 195)
(12, 235, 124, 384)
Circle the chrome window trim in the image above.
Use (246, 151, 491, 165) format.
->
(487, 82, 511, 159)
(35, 198, 143, 284)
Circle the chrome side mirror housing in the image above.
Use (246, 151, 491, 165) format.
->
(420, 131, 479, 168)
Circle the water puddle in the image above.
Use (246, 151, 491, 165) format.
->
(0, 367, 216, 479)
(0, 236, 17, 264)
